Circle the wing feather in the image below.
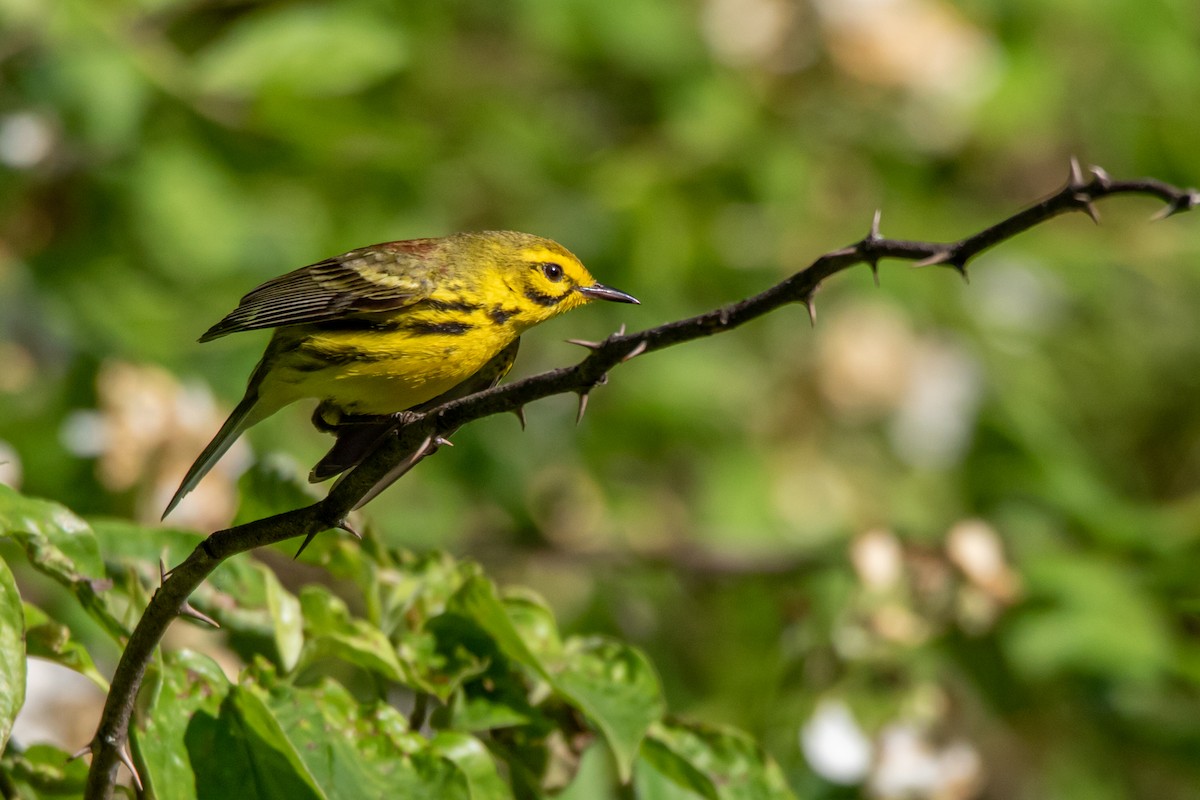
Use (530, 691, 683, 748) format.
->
(199, 240, 442, 342)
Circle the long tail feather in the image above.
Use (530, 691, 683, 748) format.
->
(162, 392, 262, 519)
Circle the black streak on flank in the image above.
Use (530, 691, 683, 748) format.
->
(489, 306, 519, 325)
(403, 320, 475, 335)
(524, 288, 565, 308)
(417, 299, 482, 313)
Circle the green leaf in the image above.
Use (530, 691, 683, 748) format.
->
(0, 485, 125, 637)
(89, 517, 203, 567)
(135, 650, 231, 800)
(550, 637, 665, 784)
(502, 589, 563, 662)
(1, 743, 90, 797)
(263, 566, 303, 672)
(196, 3, 408, 98)
(227, 686, 327, 796)
(0, 556, 25, 754)
(21, 603, 108, 690)
(259, 677, 473, 799)
(637, 735, 720, 800)
(430, 731, 513, 800)
(447, 575, 549, 679)
(0, 485, 103, 579)
(299, 584, 408, 683)
(182, 684, 327, 800)
(643, 721, 795, 800)
(445, 686, 534, 732)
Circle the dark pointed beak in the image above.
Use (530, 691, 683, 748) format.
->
(578, 283, 640, 305)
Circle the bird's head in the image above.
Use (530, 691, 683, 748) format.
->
(464, 231, 639, 328)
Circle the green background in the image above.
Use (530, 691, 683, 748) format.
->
(2, 0, 1199, 797)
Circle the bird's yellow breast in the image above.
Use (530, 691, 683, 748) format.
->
(257, 305, 521, 416)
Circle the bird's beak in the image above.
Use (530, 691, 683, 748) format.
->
(578, 283, 640, 305)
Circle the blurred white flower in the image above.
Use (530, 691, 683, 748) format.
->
(816, 302, 916, 420)
(801, 698, 874, 785)
(0, 112, 55, 169)
(701, 0, 806, 70)
(888, 339, 982, 468)
(870, 723, 983, 799)
(946, 519, 1019, 599)
(852, 528, 904, 591)
(812, 0, 1003, 151)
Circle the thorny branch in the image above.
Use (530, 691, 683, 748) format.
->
(84, 161, 1197, 798)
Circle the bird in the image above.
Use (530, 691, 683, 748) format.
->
(162, 230, 638, 519)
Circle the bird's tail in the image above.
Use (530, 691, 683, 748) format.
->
(162, 391, 263, 519)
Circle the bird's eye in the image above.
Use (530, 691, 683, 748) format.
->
(540, 262, 565, 282)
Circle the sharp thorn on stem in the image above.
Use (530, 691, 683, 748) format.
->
(433, 435, 454, 448)
(1151, 191, 1199, 221)
(180, 601, 220, 628)
(868, 208, 882, 241)
(575, 391, 590, 424)
(566, 337, 601, 350)
(1075, 195, 1101, 224)
(621, 341, 648, 362)
(512, 406, 527, 430)
(337, 519, 362, 540)
(1089, 165, 1112, 189)
(70, 743, 93, 762)
(117, 743, 143, 791)
(293, 531, 320, 559)
(1068, 156, 1086, 190)
(955, 262, 970, 285)
(803, 296, 817, 327)
(914, 250, 953, 268)
(868, 261, 880, 287)
(616, 323, 627, 337)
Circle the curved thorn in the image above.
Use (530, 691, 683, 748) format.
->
(956, 262, 971, 285)
(1151, 191, 1199, 221)
(621, 341, 648, 362)
(869, 208, 882, 240)
(1089, 165, 1112, 189)
(70, 744, 93, 762)
(180, 602, 219, 628)
(575, 392, 590, 424)
(1075, 195, 1100, 224)
(566, 338, 601, 350)
(803, 296, 817, 327)
(616, 323, 627, 337)
(337, 519, 362, 540)
(512, 406, 527, 430)
(1068, 156, 1085, 189)
(433, 435, 454, 448)
(294, 531, 320, 559)
(914, 249, 953, 268)
(117, 743, 143, 791)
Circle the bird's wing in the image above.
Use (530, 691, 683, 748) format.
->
(199, 239, 442, 342)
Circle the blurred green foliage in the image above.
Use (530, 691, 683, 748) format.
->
(1, 0, 1199, 797)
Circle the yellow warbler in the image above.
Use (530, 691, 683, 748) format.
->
(164, 231, 637, 517)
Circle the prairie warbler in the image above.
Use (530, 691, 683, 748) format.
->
(163, 231, 637, 518)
